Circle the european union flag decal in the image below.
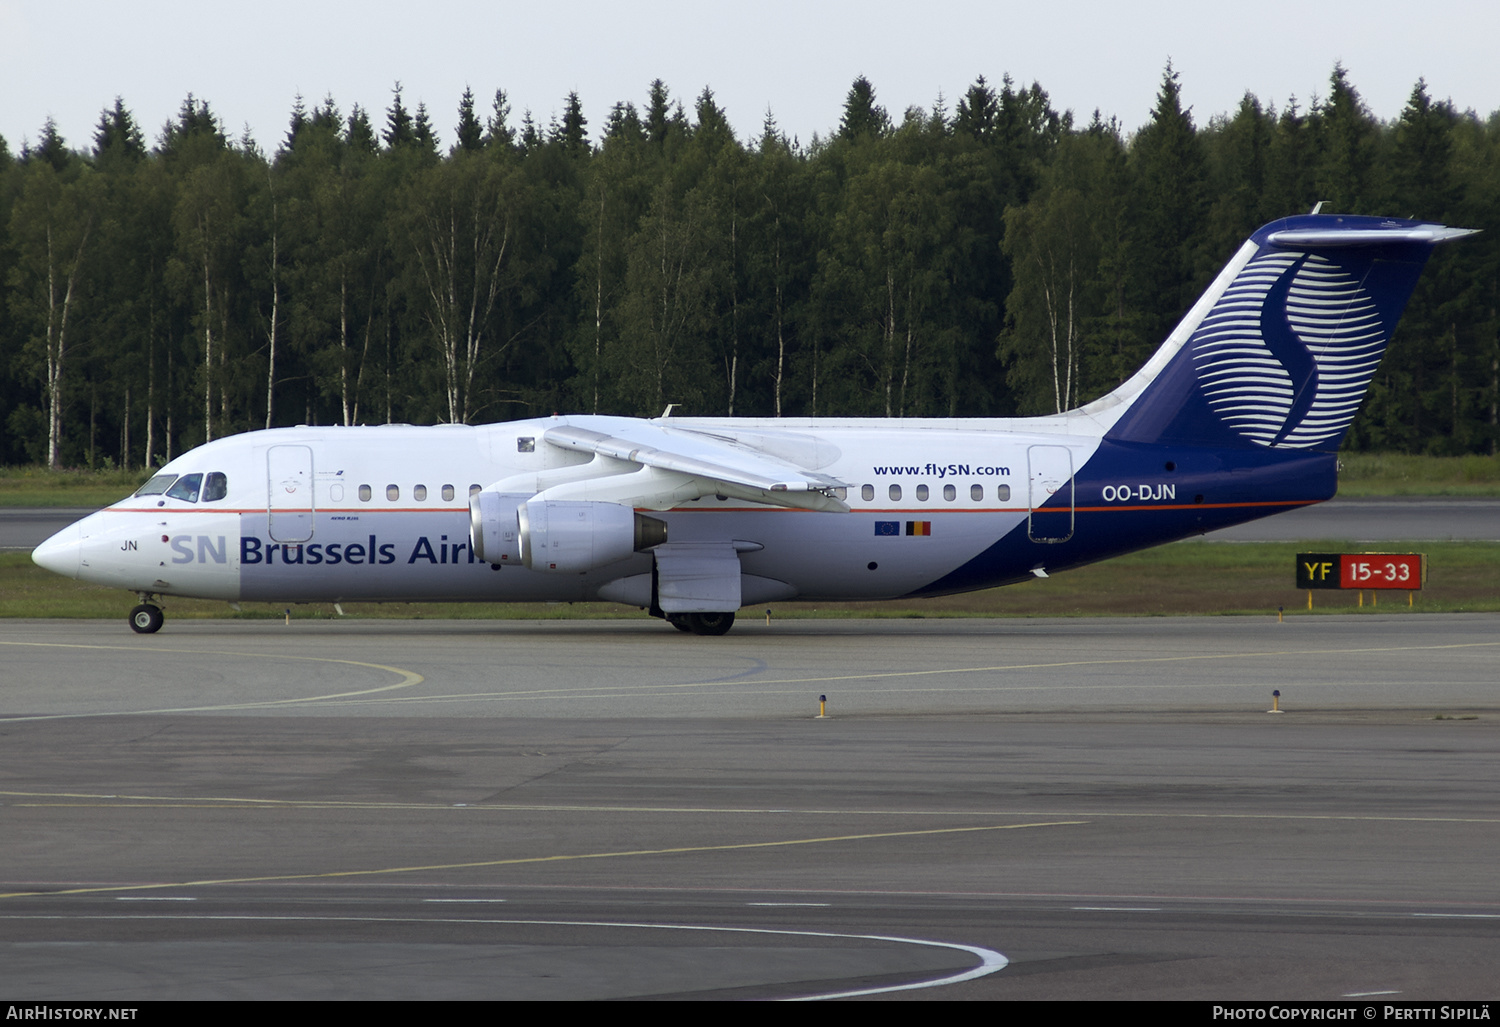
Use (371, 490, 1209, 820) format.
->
(874, 521, 900, 536)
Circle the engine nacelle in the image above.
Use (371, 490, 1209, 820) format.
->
(517, 499, 667, 574)
(468, 492, 530, 564)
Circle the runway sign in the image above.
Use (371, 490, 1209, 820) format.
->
(1296, 552, 1426, 590)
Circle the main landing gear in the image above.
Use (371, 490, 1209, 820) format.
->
(129, 594, 164, 634)
(666, 611, 736, 636)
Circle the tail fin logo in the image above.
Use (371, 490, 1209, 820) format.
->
(1191, 250, 1383, 449)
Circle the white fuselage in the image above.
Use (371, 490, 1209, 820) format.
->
(36, 415, 1103, 607)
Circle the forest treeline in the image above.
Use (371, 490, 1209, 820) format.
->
(3, 66, 1498, 469)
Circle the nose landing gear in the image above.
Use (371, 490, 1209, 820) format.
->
(129, 594, 164, 634)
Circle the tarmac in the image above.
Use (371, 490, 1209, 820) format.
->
(2, 615, 1497, 999)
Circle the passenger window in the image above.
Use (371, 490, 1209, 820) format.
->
(971, 484, 983, 501)
(414, 485, 428, 501)
(166, 473, 202, 502)
(469, 484, 481, 497)
(386, 485, 400, 501)
(861, 484, 874, 502)
(916, 484, 929, 501)
(202, 472, 228, 502)
(359, 485, 372, 502)
(997, 484, 1011, 501)
(943, 484, 956, 501)
(517, 437, 535, 453)
(442, 484, 455, 501)
(888, 484, 902, 501)
(135, 474, 177, 497)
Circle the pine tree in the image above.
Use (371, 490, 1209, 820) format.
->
(30, 118, 72, 172)
(310, 96, 341, 134)
(837, 76, 890, 141)
(484, 89, 515, 150)
(284, 94, 309, 152)
(646, 80, 672, 146)
(383, 83, 413, 150)
(412, 102, 439, 157)
(693, 88, 733, 153)
(1203, 93, 1274, 254)
(554, 91, 589, 157)
(1129, 63, 1209, 351)
(518, 111, 542, 152)
(1314, 64, 1380, 214)
(455, 87, 483, 153)
(603, 101, 643, 144)
(1266, 96, 1316, 214)
(158, 95, 227, 164)
(954, 76, 998, 141)
(1390, 79, 1459, 219)
(93, 98, 146, 166)
(346, 105, 377, 155)
(1369, 79, 1467, 452)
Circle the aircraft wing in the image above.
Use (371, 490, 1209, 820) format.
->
(546, 423, 846, 496)
(540, 422, 851, 513)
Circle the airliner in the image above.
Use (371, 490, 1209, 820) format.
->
(32, 213, 1474, 634)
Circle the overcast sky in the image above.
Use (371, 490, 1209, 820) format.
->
(4, 0, 1498, 155)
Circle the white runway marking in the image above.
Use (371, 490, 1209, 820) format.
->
(1411, 912, 1500, 919)
(0, 913, 1008, 1000)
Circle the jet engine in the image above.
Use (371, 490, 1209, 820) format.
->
(518, 499, 667, 573)
(472, 492, 667, 573)
(468, 491, 529, 564)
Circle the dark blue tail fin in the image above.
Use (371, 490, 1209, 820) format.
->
(1095, 214, 1475, 452)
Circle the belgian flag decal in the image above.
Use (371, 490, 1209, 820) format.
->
(905, 521, 931, 536)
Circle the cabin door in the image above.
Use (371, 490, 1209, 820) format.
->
(267, 444, 315, 543)
(1027, 445, 1074, 543)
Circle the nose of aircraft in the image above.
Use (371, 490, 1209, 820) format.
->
(32, 521, 82, 579)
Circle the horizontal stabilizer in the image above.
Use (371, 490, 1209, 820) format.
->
(1265, 225, 1479, 248)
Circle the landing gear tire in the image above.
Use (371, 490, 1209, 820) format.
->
(666, 614, 693, 633)
(129, 604, 164, 634)
(683, 611, 735, 636)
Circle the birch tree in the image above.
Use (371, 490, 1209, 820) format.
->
(613, 180, 718, 412)
(403, 151, 526, 423)
(1000, 189, 1088, 412)
(167, 108, 246, 444)
(7, 156, 96, 466)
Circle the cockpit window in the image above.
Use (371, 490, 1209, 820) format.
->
(166, 473, 202, 502)
(135, 474, 177, 497)
(202, 472, 228, 502)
